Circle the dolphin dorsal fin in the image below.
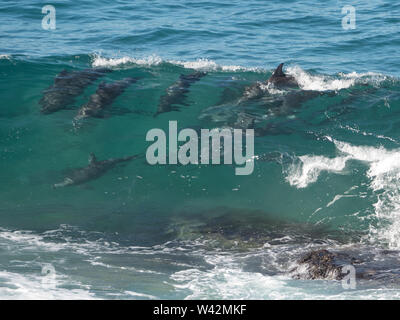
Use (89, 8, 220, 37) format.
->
(272, 63, 285, 77)
(88, 153, 97, 165)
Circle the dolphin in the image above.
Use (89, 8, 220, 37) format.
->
(154, 71, 207, 117)
(75, 78, 137, 120)
(53, 153, 140, 188)
(267, 63, 298, 87)
(239, 63, 299, 103)
(39, 68, 112, 114)
(198, 63, 329, 135)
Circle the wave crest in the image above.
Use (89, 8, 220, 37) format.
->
(286, 139, 400, 248)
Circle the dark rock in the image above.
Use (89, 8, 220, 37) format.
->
(290, 248, 400, 288)
(293, 249, 359, 280)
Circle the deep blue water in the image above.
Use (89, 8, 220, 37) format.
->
(0, 0, 400, 299)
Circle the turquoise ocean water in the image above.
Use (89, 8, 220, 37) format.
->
(1, 0, 400, 299)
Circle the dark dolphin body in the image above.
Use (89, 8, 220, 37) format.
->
(199, 63, 329, 136)
(199, 63, 304, 121)
(267, 63, 298, 87)
(53, 153, 140, 188)
(39, 68, 111, 114)
(75, 78, 137, 120)
(240, 63, 299, 102)
(154, 71, 207, 117)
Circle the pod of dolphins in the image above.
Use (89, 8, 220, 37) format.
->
(40, 63, 301, 188)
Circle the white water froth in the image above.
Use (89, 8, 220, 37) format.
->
(286, 139, 400, 248)
(0, 226, 165, 299)
(91, 54, 257, 72)
(335, 141, 400, 248)
(286, 66, 387, 91)
(92, 54, 163, 67)
(91, 55, 388, 92)
(1, 226, 399, 299)
(124, 291, 157, 299)
(171, 251, 400, 300)
(0, 270, 96, 300)
(286, 154, 350, 188)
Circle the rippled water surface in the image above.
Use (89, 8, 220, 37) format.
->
(0, 0, 400, 299)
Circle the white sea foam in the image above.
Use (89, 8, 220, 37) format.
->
(91, 55, 389, 94)
(287, 66, 355, 91)
(1, 225, 399, 299)
(172, 266, 400, 300)
(286, 66, 389, 91)
(340, 71, 389, 87)
(171, 250, 400, 300)
(286, 139, 400, 248)
(334, 141, 400, 248)
(0, 54, 11, 60)
(286, 154, 350, 188)
(0, 226, 169, 299)
(326, 194, 357, 207)
(0, 226, 169, 256)
(124, 291, 157, 299)
(92, 54, 163, 67)
(0, 228, 66, 252)
(91, 54, 261, 72)
(172, 267, 290, 299)
(0, 270, 96, 300)
(171, 253, 289, 299)
(170, 58, 255, 72)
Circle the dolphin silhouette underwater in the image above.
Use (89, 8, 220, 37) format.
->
(154, 71, 207, 117)
(198, 63, 329, 134)
(39, 68, 112, 114)
(200, 63, 302, 117)
(75, 78, 137, 120)
(53, 153, 140, 188)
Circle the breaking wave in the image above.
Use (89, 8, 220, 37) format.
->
(91, 54, 259, 72)
(286, 66, 389, 91)
(285, 138, 400, 249)
(91, 54, 390, 93)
